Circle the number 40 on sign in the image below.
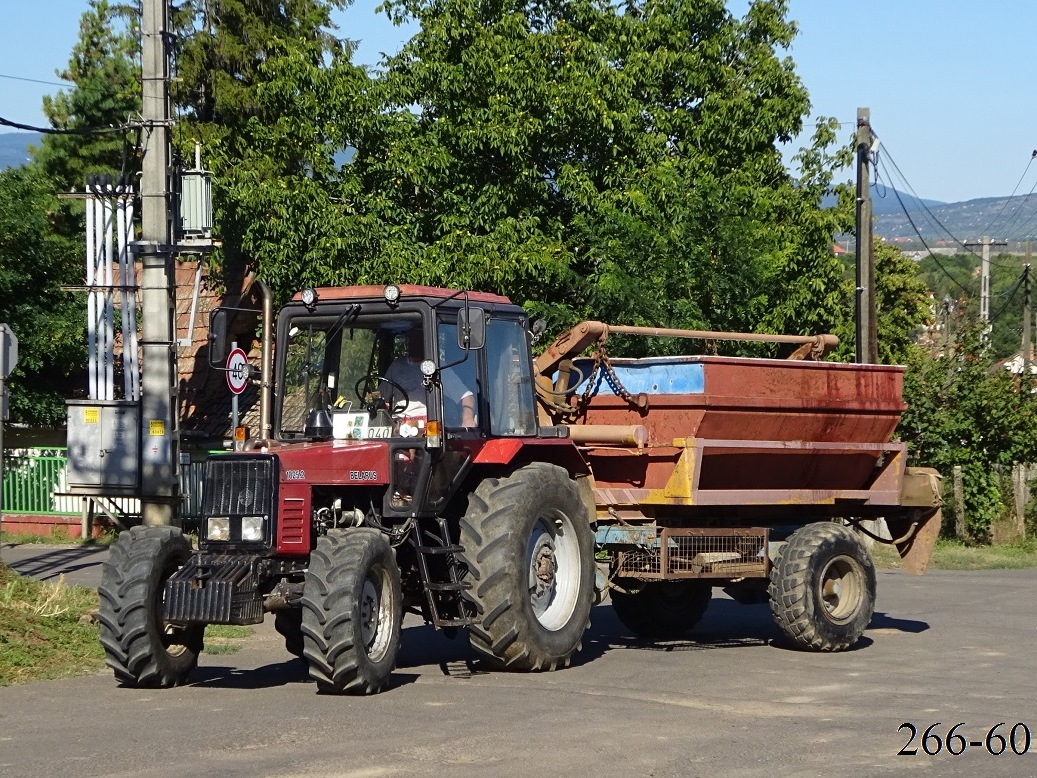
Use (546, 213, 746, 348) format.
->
(226, 347, 249, 395)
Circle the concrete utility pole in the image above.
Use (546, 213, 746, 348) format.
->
(855, 107, 878, 364)
(138, 0, 178, 526)
(1023, 262, 1031, 377)
(964, 235, 1008, 341)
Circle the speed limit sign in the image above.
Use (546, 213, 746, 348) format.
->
(226, 347, 249, 395)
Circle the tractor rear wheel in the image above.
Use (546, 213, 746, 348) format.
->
(611, 580, 711, 638)
(300, 529, 402, 694)
(97, 526, 204, 688)
(768, 522, 876, 651)
(459, 463, 595, 671)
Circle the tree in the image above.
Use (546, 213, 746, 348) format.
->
(33, 0, 141, 189)
(0, 166, 85, 425)
(225, 0, 855, 347)
(171, 0, 366, 298)
(1, 1, 141, 427)
(898, 320, 1037, 539)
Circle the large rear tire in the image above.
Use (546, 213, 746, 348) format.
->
(768, 522, 876, 651)
(611, 580, 711, 638)
(97, 526, 204, 688)
(459, 463, 595, 671)
(300, 529, 403, 694)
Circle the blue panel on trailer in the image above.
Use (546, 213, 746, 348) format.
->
(595, 525, 659, 545)
(572, 357, 705, 396)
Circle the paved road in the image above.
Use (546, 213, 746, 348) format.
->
(1, 542, 110, 587)
(1, 560, 1035, 777)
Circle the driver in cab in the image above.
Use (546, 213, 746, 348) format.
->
(383, 329, 476, 427)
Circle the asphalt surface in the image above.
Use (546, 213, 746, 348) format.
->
(1, 545, 1036, 777)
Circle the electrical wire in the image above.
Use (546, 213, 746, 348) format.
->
(880, 147, 1016, 269)
(0, 115, 133, 136)
(0, 72, 72, 87)
(990, 270, 1025, 323)
(983, 150, 1037, 236)
(883, 174, 971, 296)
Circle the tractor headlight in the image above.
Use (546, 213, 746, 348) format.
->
(207, 517, 230, 541)
(241, 516, 265, 542)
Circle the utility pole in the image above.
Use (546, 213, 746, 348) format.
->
(1023, 265, 1031, 376)
(138, 0, 178, 526)
(855, 107, 878, 364)
(964, 235, 1008, 341)
(1024, 241, 1032, 376)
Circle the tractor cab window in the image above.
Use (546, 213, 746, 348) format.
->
(437, 320, 479, 429)
(278, 313, 426, 440)
(486, 319, 537, 436)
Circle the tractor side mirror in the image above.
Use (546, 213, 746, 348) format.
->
(208, 308, 230, 366)
(458, 306, 486, 351)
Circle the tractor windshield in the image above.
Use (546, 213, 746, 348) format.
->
(278, 313, 424, 439)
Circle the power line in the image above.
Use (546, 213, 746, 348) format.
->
(983, 150, 1037, 235)
(990, 270, 1026, 323)
(882, 173, 971, 295)
(879, 148, 1016, 270)
(0, 72, 72, 88)
(0, 115, 132, 136)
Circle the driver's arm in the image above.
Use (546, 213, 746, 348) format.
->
(459, 391, 476, 427)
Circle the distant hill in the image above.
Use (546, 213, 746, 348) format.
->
(0, 132, 42, 169)
(873, 194, 1037, 247)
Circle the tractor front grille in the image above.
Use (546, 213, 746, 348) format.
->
(202, 456, 275, 517)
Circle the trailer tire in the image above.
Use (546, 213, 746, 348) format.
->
(274, 609, 304, 658)
(611, 581, 711, 638)
(300, 529, 402, 694)
(768, 522, 876, 652)
(97, 526, 204, 688)
(459, 463, 595, 671)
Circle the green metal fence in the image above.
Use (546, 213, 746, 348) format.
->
(2, 449, 77, 515)
(2, 447, 208, 520)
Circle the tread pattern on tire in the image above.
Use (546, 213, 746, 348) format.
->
(300, 529, 402, 695)
(458, 462, 595, 672)
(97, 525, 203, 688)
(767, 522, 876, 652)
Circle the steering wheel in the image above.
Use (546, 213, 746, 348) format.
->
(354, 374, 410, 417)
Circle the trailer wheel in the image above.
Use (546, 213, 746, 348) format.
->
(459, 463, 595, 671)
(300, 529, 402, 694)
(97, 526, 204, 688)
(768, 522, 876, 651)
(274, 609, 304, 658)
(611, 581, 712, 638)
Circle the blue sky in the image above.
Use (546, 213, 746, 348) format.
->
(1, 0, 1034, 203)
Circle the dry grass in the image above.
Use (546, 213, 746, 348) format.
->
(871, 538, 1037, 571)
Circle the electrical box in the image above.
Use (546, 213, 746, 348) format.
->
(179, 168, 213, 239)
(66, 400, 140, 495)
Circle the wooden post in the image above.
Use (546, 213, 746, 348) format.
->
(1012, 463, 1027, 539)
(953, 465, 966, 539)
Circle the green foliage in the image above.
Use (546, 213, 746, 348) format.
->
(0, 166, 86, 425)
(899, 321, 1037, 538)
(0, 1, 141, 427)
(917, 251, 1029, 361)
(33, 0, 141, 187)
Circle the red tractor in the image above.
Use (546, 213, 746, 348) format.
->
(98, 284, 941, 694)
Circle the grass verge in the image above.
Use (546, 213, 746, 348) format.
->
(0, 563, 255, 685)
(871, 537, 1037, 570)
(0, 562, 105, 686)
